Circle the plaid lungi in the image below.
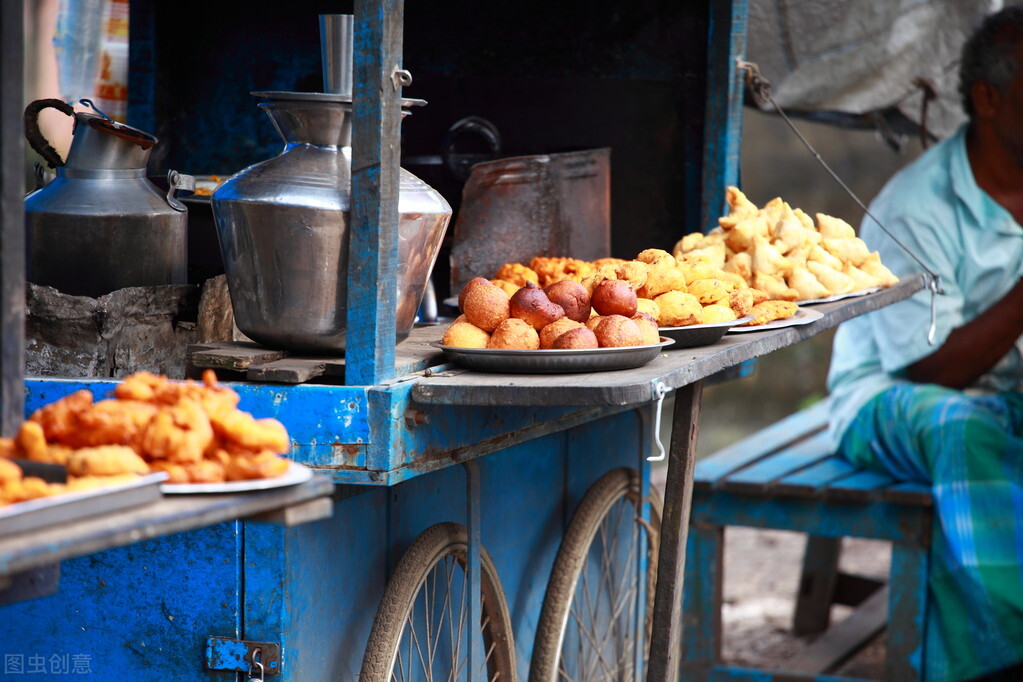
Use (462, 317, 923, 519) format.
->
(840, 383, 1023, 681)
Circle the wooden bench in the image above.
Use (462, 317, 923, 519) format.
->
(681, 400, 934, 681)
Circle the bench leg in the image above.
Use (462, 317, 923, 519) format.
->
(681, 521, 723, 680)
(885, 540, 929, 681)
(794, 535, 842, 635)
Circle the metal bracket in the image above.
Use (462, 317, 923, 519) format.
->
(166, 169, 196, 212)
(205, 637, 280, 675)
(391, 66, 412, 90)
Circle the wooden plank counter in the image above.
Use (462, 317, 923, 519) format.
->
(412, 273, 927, 406)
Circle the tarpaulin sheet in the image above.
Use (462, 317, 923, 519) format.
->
(747, 0, 1002, 140)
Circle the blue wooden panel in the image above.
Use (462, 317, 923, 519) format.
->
(774, 456, 858, 499)
(694, 401, 828, 485)
(721, 431, 833, 492)
(691, 491, 931, 545)
(824, 469, 897, 503)
(0, 523, 240, 680)
(886, 541, 929, 680)
(243, 489, 390, 682)
(682, 525, 723, 670)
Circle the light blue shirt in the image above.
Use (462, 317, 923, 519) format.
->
(827, 124, 1023, 446)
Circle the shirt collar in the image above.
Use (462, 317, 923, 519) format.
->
(948, 123, 1020, 233)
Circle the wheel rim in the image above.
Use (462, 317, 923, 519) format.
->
(389, 554, 504, 681)
(557, 493, 645, 681)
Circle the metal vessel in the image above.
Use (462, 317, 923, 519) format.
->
(211, 91, 451, 353)
(24, 99, 192, 297)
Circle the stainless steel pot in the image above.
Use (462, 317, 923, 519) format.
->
(23, 99, 192, 297)
(211, 91, 451, 353)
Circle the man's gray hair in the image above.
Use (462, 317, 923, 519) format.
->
(960, 6, 1023, 118)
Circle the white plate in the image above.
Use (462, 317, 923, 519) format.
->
(798, 287, 881, 305)
(728, 307, 824, 332)
(161, 461, 314, 494)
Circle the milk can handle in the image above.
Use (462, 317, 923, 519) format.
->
(24, 99, 76, 169)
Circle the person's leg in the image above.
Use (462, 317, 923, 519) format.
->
(840, 385, 1023, 681)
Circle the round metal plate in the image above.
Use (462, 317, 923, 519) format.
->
(658, 315, 754, 348)
(431, 338, 675, 374)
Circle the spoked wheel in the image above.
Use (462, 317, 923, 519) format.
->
(359, 522, 518, 682)
(529, 468, 662, 682)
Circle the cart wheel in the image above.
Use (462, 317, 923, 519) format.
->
(359, 522, 518, 682)
(529, 468, 662, 682)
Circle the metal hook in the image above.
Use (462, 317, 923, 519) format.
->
(926, 273, 943, 346)
(76, 98, 113, 121)
(247, 648, 265, 682)
(647, 381, 669, 462)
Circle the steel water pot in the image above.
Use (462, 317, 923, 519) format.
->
(211, 91, 452, 353)
(23, 99, 193, 297)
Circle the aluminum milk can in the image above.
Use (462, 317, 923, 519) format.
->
(24, 99, 192, 297)
(211, 91, 452, 353)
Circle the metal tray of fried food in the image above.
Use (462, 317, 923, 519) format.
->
(431, 337, 675, 374)
(658, 316, 754, 348)
(0, 472, 167, 538)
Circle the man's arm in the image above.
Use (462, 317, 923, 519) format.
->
(906, 277, 1023, 388)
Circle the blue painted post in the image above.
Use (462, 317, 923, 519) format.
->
(887, 541, 930, 681)
(348, 0, 404, 386)
(0, 0, 24, 436)
(682, 524, 723, 678)
(701, 0, 749, 232)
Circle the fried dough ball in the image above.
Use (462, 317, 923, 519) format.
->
(458, 277, 494, 312)
(509, 282, 566, 330)
(0, 457, 21, 483)
(488, 318, 540, 350)
(149, 460, 190, 484)
(442, 321, 491, 349)
(591, 280, 638, 317)
(631, 314, 661, 345)
(138, 399, 214, 463)
(637, 265, 687, 299)
(696, 304, 738, 325)
(495, 263, 541, 287)
(489, 279, 520, 297)
(67, 445, 150, 477)
(553, 327, 599, 349)
(184, 459, 227, 484)
(65, 474, 139, 493)
(544, 280, 591, 323)
(462, 283, 511, 332)
(539, 318, 585, 349)
(653, 291, 702, 327)
(585, 315, 606, 331)
(594, 315, 645, 348)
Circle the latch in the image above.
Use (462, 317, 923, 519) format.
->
(205, 637, 280, 675)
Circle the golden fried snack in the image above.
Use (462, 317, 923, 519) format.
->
(860, 252, 900, 287)
(458, 277, 493, 312)
(442, 321, 491, 349)
(67, 445, 150, 477)
(614, 261, 649, 289)
(823, 237, 872, 268)
(591, 257, 627, 270)
(70, 399, 159, 449)
(591, 280, 638, 317)
(495, 262, 540, 287)
(509, 282, 566, 330)
(223, 450, 290, 481)
(113, 371, 166, 403)
(653, 291, 702, 327)
(728, 288, 755, 318)
(787, 267, 830, 300)
(0, 457, 21, 483)
(635, 248, 676, 268)
(722, 251, 753, 285)
(843, 263, 882, 291)
(637, 264, 687, 298)
(751, 236, 793, 278)
(816, 213, 857, 239)
(65, 473, 140, 493)
(544, 280, 591, 323)
(16, 420, 48, 461)
(489, 279, 520, 297)
(539, 318, 584, 349)
(553, 327, 599, 349)
(488, 318, 540, 350)
(807, 261, 855, 296)
(631, 314, 661, 345)
(743, 300, 799, 326)
(594, 315, 644, 348)
(752, 272, 799, 302)
(687, 278, 733, 306)
(718, 186, 760, 229)
(138, 399, 214, 463)
(209, 410, 290, 455)
(585, 315, 606, 331)
(636, 297, 661, 321)
(149, 460, 190, 484)
(30, 388, 93, 444)
(697, 304, 738, 325)
(184, 459, 227, 484)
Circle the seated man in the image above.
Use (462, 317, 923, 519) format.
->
(827, 6, 1023, 681)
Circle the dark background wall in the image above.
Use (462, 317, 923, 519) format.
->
(129, 0, 714, 287)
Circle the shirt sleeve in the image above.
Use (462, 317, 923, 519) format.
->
(859, 200, 964, 376)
